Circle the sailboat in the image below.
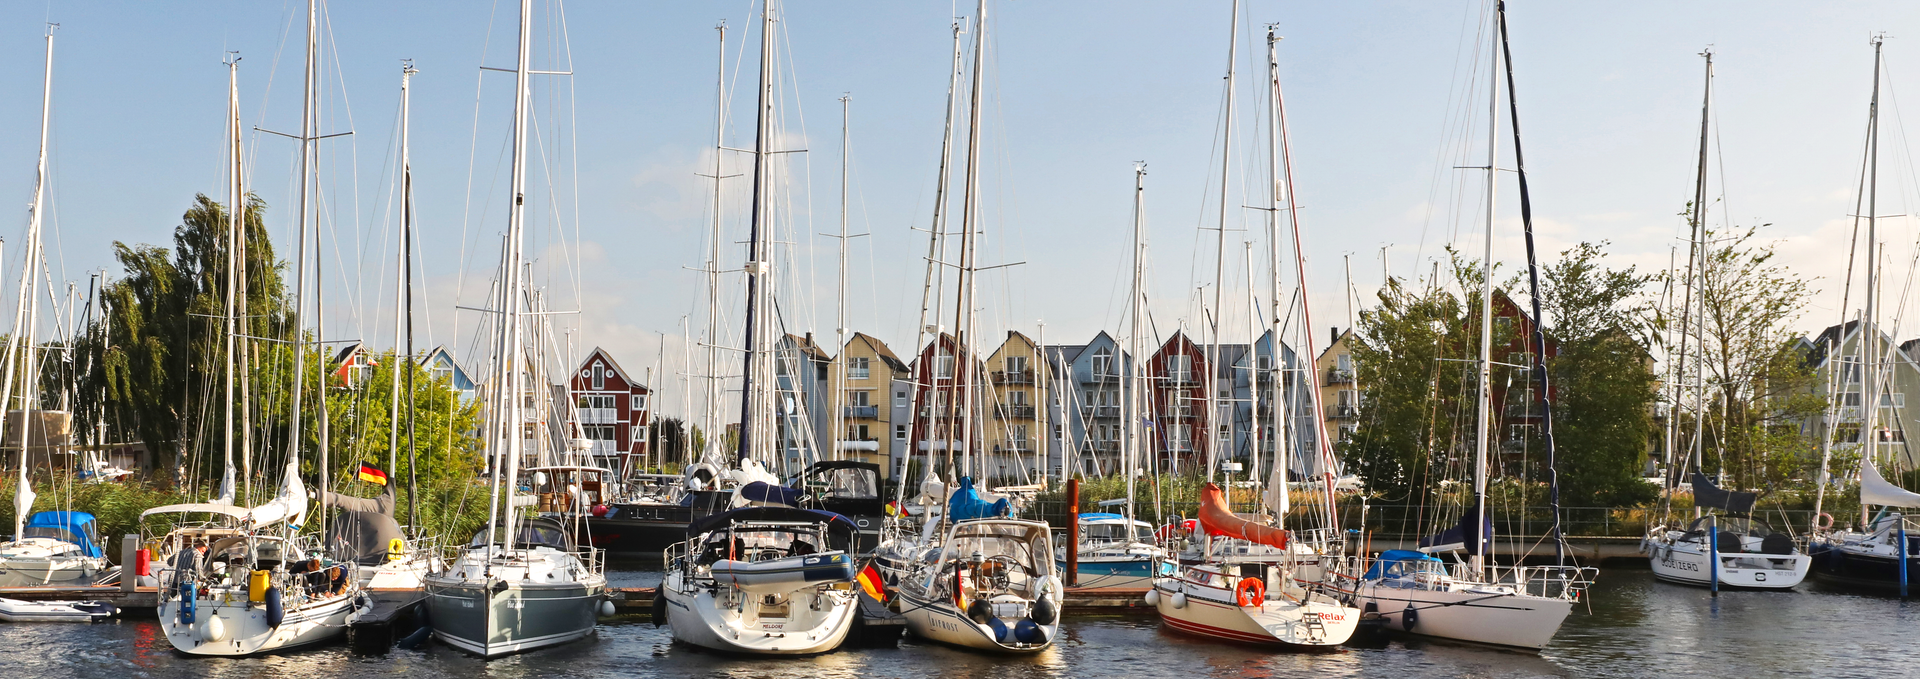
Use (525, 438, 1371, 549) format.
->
(1056, 165, 1172, 591)
(1808, 36, 1920, 594)
(0, 25, 109, 590)
(421, 0, 611, 657)
(660, 0, 862, 655)
(1642, 50, 1809, 591)
(1150, 7, 1358, 650)
(1352, 1, 1595, 650)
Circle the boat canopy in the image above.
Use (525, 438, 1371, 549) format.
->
(1860, 458, 1920, 509)
(1361, 549, 1441, 580)
(23, 511, 102, 558)
(739, 480, 804, 507)
(948, 476, 1010, 521)
(1690, 472, 1758, 515)
(469, 517, 577, 552)
(686, 506, 855, 538)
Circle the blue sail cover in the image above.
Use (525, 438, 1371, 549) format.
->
(740, 481, 803, 507)
(1417, 502, 1493, 556)
(1361, 549, 1443, 580)
(25, 511, 103, 559)
(947, 477, 1010, 521)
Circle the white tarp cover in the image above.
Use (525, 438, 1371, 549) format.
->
(1861, 458, 1920, 509)
(246, 461, 309, 528)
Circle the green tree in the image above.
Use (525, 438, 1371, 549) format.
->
(1534, 242, 1660, 507)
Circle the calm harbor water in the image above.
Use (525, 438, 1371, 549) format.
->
(7, 566, 1915, 678)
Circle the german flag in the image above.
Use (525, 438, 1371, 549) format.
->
(357, 463, 388, 486)
(857, 562, 886, 602)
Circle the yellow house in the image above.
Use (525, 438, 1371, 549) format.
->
(1317, 327, 1359, 447)
(828, 332, 910, 479)
(985, 331, 1052, 486)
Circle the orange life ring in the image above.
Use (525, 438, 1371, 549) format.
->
(1816, 512, 1835, 531)
(1235, 576, 1265, 607)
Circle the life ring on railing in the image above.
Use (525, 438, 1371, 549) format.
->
(1816, 512, 1835, 531)
(1235, 577, 1265, 607)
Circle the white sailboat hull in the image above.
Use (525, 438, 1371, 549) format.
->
(662, 570, 857, 655)
(1645, 536, 1809, 589)
(1152, 574, 1357, 648)
(1355, 581, 1572, 650)
(0, 539, 107, 587)
(159, 590, 358, 656)
(898, 588, 1059, 653)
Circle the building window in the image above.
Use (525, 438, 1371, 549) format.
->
(1092, 348, 1114, 377)
(936, 351, 955, 379)
(1167, 355, 1192, 381)
(632, 393, 647, 411)
(1507, 352, 1534, 370)
(1881, 427, 1906, 443)
(849, 357, 871, 380)
(1008, 390, 1028, 406)
(894, 424, 907, 441)
(1006, 356, 1028, 373)
(895, 390, 908, 407)
(1881, 393, 1906, 408)
(1054, 424, 1063, 440)
(593, 362, 605, 390)
(1841, 392, 1863, 407)
(1507, 423, 1537, 443)
(848, 424, 871, 441)
(577, 394, 615, 410)
(1218, 424, 1230, 440)
(848, 390, 870, 407)
(584, 424, 616, 441)
(1336, 354, 1352, 373)
(1012, 424, 1029, 443)
(632, 425, 645, 442)
(1338, 424, 1357, 443)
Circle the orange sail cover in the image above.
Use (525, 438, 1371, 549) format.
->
(1197, 483, 1289, 550)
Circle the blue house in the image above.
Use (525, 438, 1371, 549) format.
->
(419, 345, 478, 402)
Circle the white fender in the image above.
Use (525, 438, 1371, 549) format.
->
(1170, 592, 1188, 609)
(599, 600, 616, 617)
(1144, 589, 1161, 606)
(199, 614, 227, 643)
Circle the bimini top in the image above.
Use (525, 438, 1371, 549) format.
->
(1691, 473, 1757, 515)
(685, 506, 855, 538)
(24, 511, 103, 559)
(1361, 549, 1441, 580)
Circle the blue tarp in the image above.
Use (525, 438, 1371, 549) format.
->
(947, 477, 1010, 521)
(1418, 501, 1494, 556)
(1076, 512, 1126, 523)
(24, 511, 103, 559)
(1361, 549, 1442, 580)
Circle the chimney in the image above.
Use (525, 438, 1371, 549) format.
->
(1331, 326, 1339, 345)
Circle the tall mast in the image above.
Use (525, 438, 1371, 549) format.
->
(1677, 50, 1710, 521)
(1263, 26, 1287, 521)
(1126, 163, 1147, 520)
(1207, 0, 1239, 484)
(735, 0, 778, 465)
(220, 52, 242, 504)
(234, 49, 254, 504)
(388, 63, 411, 491)
(952, 0, 988, 481)
(1271, 23, 1334, 534)
(902, 16, 966, 511)
(832, 94, 850, 463)
(1861, 35, 1886, 525)
(401, 60, 420, 528)
(1471, 2, 1498, 580)
(702, 22, 726, 465)
(1243, 242, 1261, 487)
(6, 25, 55, 538)
(486, 0, 536, 558)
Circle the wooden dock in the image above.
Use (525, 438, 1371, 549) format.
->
(605, 586, 1153, 617)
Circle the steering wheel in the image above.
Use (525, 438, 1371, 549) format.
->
(978, 554, 1023, 591)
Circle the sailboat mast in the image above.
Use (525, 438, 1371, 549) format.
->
(952, 0, 988, 481)
(833, 94, 850, 463)
(903, 16, 966, 511)
(1271, 23, 1336, 534)
(222, 53, 241, 503)
(1208, 0, 1239, 485)
(388, 63, 412, 488)
(6, 25, 55, 538)
(703, 22, 726, 465)
(232, 49, 254, 504)
(402, 60, 419, 528)
(1862, 35, 1885, 527)
(1264, 26, 1288, 525)
(1127, 163, 1146, 519)
(735, 0, 777, 465)
(1471, 2, 1498, 580)
(1243, 242, 1261, 487)
(489, 0, 536, 556)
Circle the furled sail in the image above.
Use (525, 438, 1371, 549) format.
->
(1197, 482, 1289, 550)
(1861, 457, 1920, 509)
(247, 460, 309, 528)
(1419, 500, 1492, 555)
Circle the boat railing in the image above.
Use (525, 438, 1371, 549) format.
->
(1507, 563, 1598, 601)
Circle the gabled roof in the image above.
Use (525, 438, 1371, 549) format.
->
(849, 332, 910, 373)
(331, 341, 368, 368)
(783, 333, 833, 361)
(578, 346, 647, 391)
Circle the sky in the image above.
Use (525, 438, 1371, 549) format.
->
(3, 1, 1920, 420)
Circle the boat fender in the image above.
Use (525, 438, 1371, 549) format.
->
(1170, 592, 1187, 609)
(1234, 577, 1265, 607)
(135, 549, 151, 578)
(599, 599, 616, 617)
(265, 586, 285, 628)
(199, 614, 227, 643)
(1030, 595, 1057, 625)
(1144, 588, 1161, 606)
(651, 590, 668, 627)
(177, 582, 197, 626)
(1401, 604, 1419, 632)
(1816, 512, 1835, 531)
(987, 616, 1010, 642)
(1014, 618, 1046, 644)
(967, 598, 994, 624)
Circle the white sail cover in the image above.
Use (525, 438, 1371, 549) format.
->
(1861, 458, 1920, 509)
(13, 474, 34, 532)
(1263, 461, 1290, 518)
(247, 460, 309, 528)
(210, 464, 236, 506)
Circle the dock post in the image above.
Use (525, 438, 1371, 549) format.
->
(122, 534, 138, 594)
(1066, 477, 1079, 587)
(1707, 516, 1718, 597)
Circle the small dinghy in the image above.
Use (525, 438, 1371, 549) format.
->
(0, 597, 116, 622)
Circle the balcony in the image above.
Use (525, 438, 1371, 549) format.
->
(920, 406, 964, 419)
(1324, 367, 1354, 386)
(995, 405, 1037, 420)
(994, 441, 1035, 454)
(1165, 440, 1195, 453)
(843, 405, 880, 419)
(1092, 405, 1121, 419)
(578, 407, 619, 424)
(1163, 406, 1195, 420)
(1165, 372, 1199, 386)
(1325, 404, 1358, 420)
(992, 369, 1036, 385)
(1087, 441, 1120, 453)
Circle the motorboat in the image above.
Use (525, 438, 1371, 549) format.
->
(424, 517, 610, 657)
(660, 506, 860, 655)
(1056, 512, 1171, 589)
(0, 511, 109, 587)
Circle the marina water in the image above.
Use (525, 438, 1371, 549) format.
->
(4, 567, 1912, 678)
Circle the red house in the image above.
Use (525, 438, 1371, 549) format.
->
(908, 333, 983, 461)
(1484, 289, 1560, 468)
(569, 347, 651, 474)
(1148, 330, 1213, 474)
